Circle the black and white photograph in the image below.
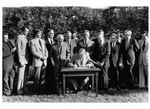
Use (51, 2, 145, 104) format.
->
(0, 0, 149, 105)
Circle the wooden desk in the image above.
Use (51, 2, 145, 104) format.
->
(61, 67, 100, 96)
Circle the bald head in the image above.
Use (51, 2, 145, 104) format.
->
(66, 31, 72, 40)
(125, 30, 132, 38)
(78, 48, 86, 57)
(57, 34, 64, 44)
(48, 29, 54, 38)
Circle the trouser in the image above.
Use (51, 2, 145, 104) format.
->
(124, 64, 134, 88)
(99, 66, 109, 90)
(45, 63, 55, 92)
(53, 63, 61, 94)
(34, 65, 46, 91)
(109, 65, 119, 88)
(139, 64, 148, 88)
(53, 60, 66, 94)
(17, 65, 26, 91)
(3, 67, 15, 95)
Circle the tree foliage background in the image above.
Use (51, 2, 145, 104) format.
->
(3, 6, 148, 39)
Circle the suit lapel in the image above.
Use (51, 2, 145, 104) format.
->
(56, 44, 61, 55)
(143, 40, 148, 52)
(36, 39, 43, 52)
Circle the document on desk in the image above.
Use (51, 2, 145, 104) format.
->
(72, 67, 91, 69)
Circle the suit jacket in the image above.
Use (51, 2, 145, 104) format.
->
(93, 38, 111, 67)
(45, 38, 55, 63)
(3, 40, 15, 69)
(50, 42, 69, 65)
(77, 39, 95, 57)
(16, 34, 28, 65)
(110, 42, 122, 67)
(138, 38, 149, 65)
(65, 39, 77, 58)
(30, 38, 48, 67)
(121, 37, 139, 66)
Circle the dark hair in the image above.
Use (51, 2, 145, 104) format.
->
(21, 26, 27, 32)
(47, 29, 54, 34)
(143, 30, 148, 34)
(33, 29, 41, 38)
(3, 31, 9, 36)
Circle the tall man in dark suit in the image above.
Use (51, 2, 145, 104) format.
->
(3, 32, 16, 96)
(50, 34, 70, 95)
(120, 30, 139, 89)
(45, 29, 55, 93)
(77, 30, 95, 58)
(93, 30, 111, 90)
(109, 33, 123, 89)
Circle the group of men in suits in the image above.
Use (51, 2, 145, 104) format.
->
(3, 27, 149, 96)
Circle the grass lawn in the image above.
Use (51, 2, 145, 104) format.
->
(2, 89, 148, 102)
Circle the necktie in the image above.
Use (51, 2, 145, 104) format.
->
(58, 44, 62, 54)
(142, 40, 145, 51)
(126, 38, 129, 49)
(7, 41, 13, 50)
(68, 41, 71, 53)
(39, 39, 43, 50)
(112, 43, 115, 47)
(51, 39, 54, 44)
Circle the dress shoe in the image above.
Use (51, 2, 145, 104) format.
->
(17, 89, 24, 95)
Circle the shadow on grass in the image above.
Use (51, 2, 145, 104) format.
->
(98, 88, 148, 96)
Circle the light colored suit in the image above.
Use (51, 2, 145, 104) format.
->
(16, 34, 28, 93)
(16, 35, 28, 65)
(30, 38, 48, 67)
(59, 42, 70, 60)
(138, 38, 149, 88)
(65, 39, 77, 58)
(30, 38, 48, 89)
(138, 39, 149, 65)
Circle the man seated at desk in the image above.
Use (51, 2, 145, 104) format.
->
(67, 48, 94, 92)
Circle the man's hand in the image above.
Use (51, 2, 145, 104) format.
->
(19, 61, 24, 67)
(118, 63, 124, 69)
(41, 56, 47, 61)
(11, 47, 16, 53)
(97, 61, 104, 67)
(51, 59, 55, 67)
(73, 64, 78, 68)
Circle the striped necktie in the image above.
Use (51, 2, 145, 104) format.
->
(142, 40, 145, 51)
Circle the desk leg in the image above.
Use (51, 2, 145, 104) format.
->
(96, 72, 98, 97)
(63, 74, 66, 95)
(92, 75, 94, 92)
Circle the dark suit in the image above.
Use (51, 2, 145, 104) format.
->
(3, 40, 15, 95)
(45, 38, 55, 92)
(109, 42, 122, 88)
(77, 39, 95, 57)
(121, 37, 139, 88)
(93, 38, 111, 89)
(50, 42, 69, 94)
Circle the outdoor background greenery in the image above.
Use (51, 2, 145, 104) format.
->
(3, 7, 148, 39)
